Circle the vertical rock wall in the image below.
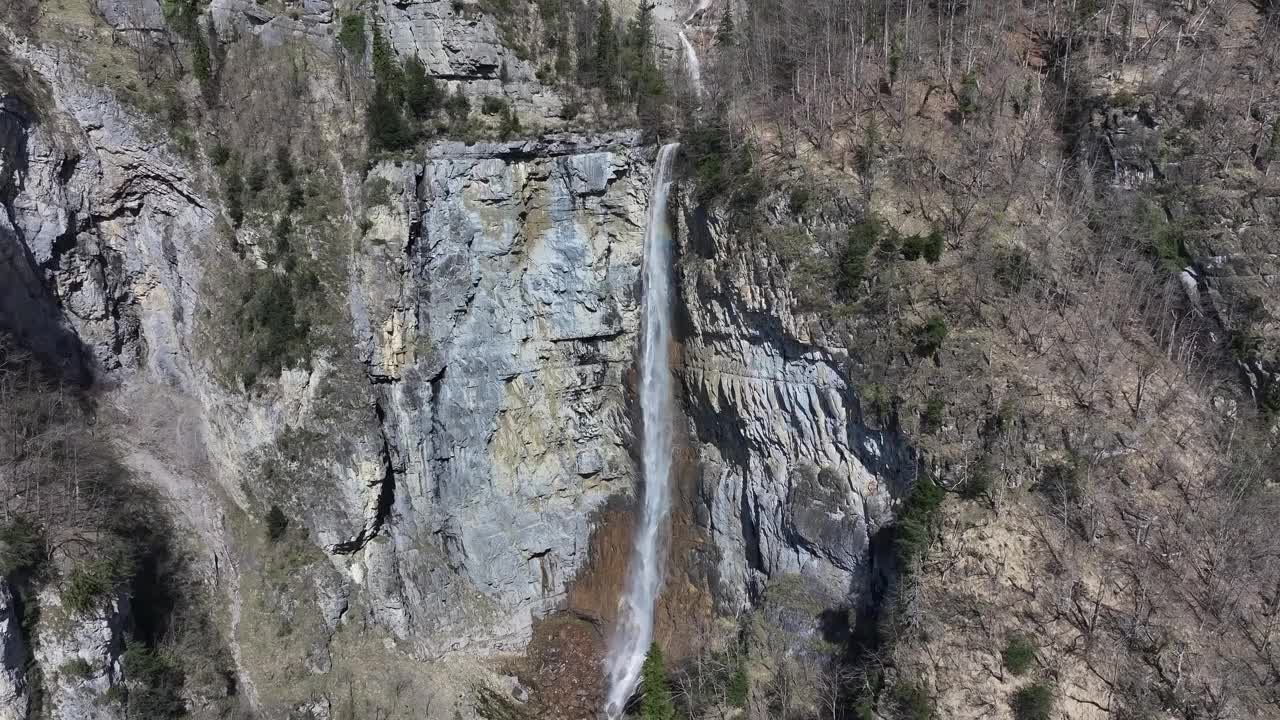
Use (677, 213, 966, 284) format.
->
(673, 199, 914, 612)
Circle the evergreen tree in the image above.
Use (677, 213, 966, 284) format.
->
(628, 1, 655, 54)
(371, 24, 404, 103)
(403, 54, 442, 120)
(575, 1, 599, 85)
(368, 85, 411, 151)
(593, 1, 619, 100)
(446, 87, 471, 131)
(626, 2, 665, 126)
(499, 105, 521, 139)
(640, 643, 675, 720)
(715, 7, 736, 47)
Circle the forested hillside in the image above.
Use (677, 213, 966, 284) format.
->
(675, 2, 1280, 719)
(1, 1, 1278, 719)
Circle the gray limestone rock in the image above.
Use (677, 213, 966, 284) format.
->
(32, 589, 129, 720)
(675, 192, 910, 612)
(0, 579, 29, 720)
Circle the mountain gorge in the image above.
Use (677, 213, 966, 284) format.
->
(2, 1, 1279, 720)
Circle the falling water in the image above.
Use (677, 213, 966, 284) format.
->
(603, 143, 681, 720)
(678, 30, 703, 97)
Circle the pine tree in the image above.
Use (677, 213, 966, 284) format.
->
(715, 7, 736, 47)
(593, 1, 619, 100)
(403, 54, 441, 120)
(640, 643, 675, 720)
(371, 24, 404, 103)
(626, 2, 665, 126)
(368, 85, 411, 151)
(575, 0, 599, 85)
(629, 1, 655, 53)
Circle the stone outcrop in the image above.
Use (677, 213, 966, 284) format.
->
(675, 198, 911, 611)
(0, 580, 29, 720)
(31, 590, 130, 720)
(349, 132, 654, 656)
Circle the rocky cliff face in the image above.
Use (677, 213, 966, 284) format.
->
(349, 132, 654, 658)
(0, 580, 29, 720)
(674, 202, 911, 613)
(0, 1, 909, 717)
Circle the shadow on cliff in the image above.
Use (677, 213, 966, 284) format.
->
(0, 93, 92, 386)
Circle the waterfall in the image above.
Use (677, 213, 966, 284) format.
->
(679, 0, 709, 97)
(603, 143, 681, 720)
(678, 30, 703, 97)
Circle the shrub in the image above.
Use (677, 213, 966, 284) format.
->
(236, 271, 313, 388)
(1185, 98, 1212, 129)
(895, 475, 946, 566)
(1012, 682, 1054, 720)
(1038, 459, 1084, 506)
(922, 228, 944, 263)
(275, 146, 295, 186)
(1152, 222, 1192, 273)
(246, 161, 269, 194)
(839, 216, 884, 298)
(913, 316, 948, 358)
(788, 186, 811, 215)
(1002, 634, 1037, 675)
(123, 646, 186, 719)
(287, 184, 306, 212)
(890, 681, 934, 720)
(1110, 90, 1138, 109)
(64, 554, 129, 614)
(993, 246, 1033, 294)
(338, 14, 366, 56)
(446, 88, 471, 130)
(863, 383, 893, 422)
(266, 505, 289, 542)
(481, 95, 508, 115)
(60, 657, 94, 680)
(208, 144, 231, 167)
(0, 516, 46, 576)
(961, 461, 994, 501)
(103, 685, 127, 705)
(726, 661, 749, 708)
(901, 229, 943, 263)
(921, 396, 944, 434)
(958, 71, 980, 117)
(499, 106, 521, 139)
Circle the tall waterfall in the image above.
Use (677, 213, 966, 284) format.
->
(679, 0, 709, 97)
(678, 30, 703, 97)
(603, 143, 681, 719)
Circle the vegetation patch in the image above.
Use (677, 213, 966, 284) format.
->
(1011, 681, 1055, 720)
(1002, 634, 1037, 676)
(893, 474, 946, 567)
(338, 14, 367, 56)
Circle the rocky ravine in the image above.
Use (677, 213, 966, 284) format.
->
(0, 2, 912, 718)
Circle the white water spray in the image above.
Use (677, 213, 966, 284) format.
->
(678, 30, 703, 97)
(603, 143, 681, 720)
(679, 0, 709, 97)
